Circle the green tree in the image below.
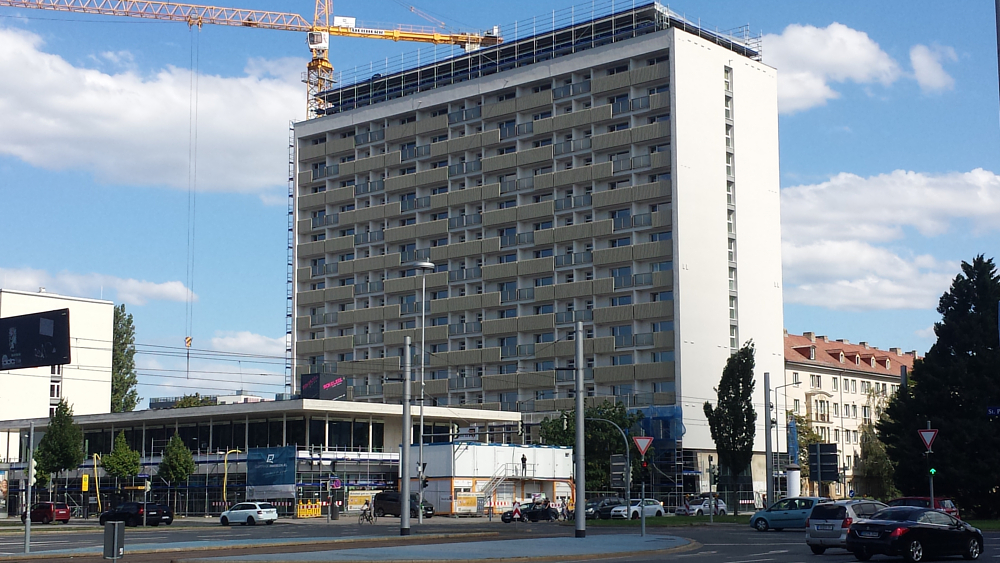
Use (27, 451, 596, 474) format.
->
(112, 304, 140, 413)
(35, 400, 84, 492)
(158, 433, 196, 510)
(172, 393, 215, 408)
(852, 391, 899, 500)
(703, 341, 756, 514)
(539, 401, 645, 491)
(880, 255, 1000, 517)
(101, 431, 140, 481)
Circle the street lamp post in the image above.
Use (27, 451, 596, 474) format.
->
(222, 449, 240, 508)
(771, 381, 800, 498)
(414, 260, 435, 525)
(401, 336, 412, 536)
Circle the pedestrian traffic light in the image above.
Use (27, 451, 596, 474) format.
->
(929, 468, 937, 475)
(29, 457, 37, 486)
(421, 478, 429, 489)
(641, 460, 648, 469)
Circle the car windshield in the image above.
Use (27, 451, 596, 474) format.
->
(873, 507, 920, 521)
(811, 505, 846, 520)
(259, 503, 275, 510)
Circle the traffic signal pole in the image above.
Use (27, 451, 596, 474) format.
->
(574, 321, 586, 538)
(24, 421, 33, 554)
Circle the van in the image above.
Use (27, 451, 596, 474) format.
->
(372, 491, 434, 518)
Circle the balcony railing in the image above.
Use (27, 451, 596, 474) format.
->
(400, 302, 422, 314)
(448, 267, 482, 282)
(354, 384, 383, 396)
(630, 154, 652, 169)
(554, 194, 592, 211)
(448, 160, 482, 177)
(500, 346, 518, 358)
(633, 272, 653, 286)
(499, 232, 535, 247)
(554, 310, 593, 324)
(553, 138, 592, 156)
(354, 332, 384, 346)
(615, 333, 655, 348)
(400, 196, 430, 212)
(613, 276, 633, 289)
(311, 213, 339, 229)
(500, 289, 519, 303)
(499, 125, 517, 140)
(516, 343, 536, 356)
(354, 231, 384, 245)
(556, 368, 594, 382)
(448, 214, 483, 229)
(552, 80, 591, 100)
(448, 376, 483, 390)
(311, 262, 338, 278)
(311, 164, 339, 181)
(401, 144, 431, 161)
(554, 252, 593, 267)
(309, 311, 338, 326)
(448, 106, 481, 124)
(611, 96, 651, 116)
(354, 129, 385, 146)
(515, 122, 534, 136)
(354, 281, 384, 294)
(354, 180, 385, 196)
(303, 361, 338, 375)
(449, 322, 482, 336)
(400, 248, 431, 263)
(611, 156, 632, 173)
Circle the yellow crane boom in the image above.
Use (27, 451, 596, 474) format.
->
(0, 0, 502, 117)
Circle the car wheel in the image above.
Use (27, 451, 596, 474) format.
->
(221, 516, 229, 526)
(719, 510, 726, 516)
(247, 516, 256, 526)
(41, 516, 51, 525)
(810, 545, 826, 555)
(854, 548, 872, 561)
(631, 511, 639, 520)
(696, 510, 703, 516)
(904, 539, 924, 562)
(100, 516, 108, 526)
(655, 511, 663, 517)
(266, 520, 274, 525)
(151, 521, 159, 527)
(375, 508, 385, 517)
(127, 516, 138, 527)
(753, 518, 769, 532)
(165, 520, 173, 525)
(963, 537, 982, 560)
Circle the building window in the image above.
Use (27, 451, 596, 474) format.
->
(49, 381, 61, 398)
(793, 399, 800, 413)
(651, 351, 674, 363)
(792, 372, 799, 384)
(832, 378, 838, 391)
(612, 354, 633, 366)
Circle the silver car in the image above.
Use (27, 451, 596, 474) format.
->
(805, 499, 887, 554)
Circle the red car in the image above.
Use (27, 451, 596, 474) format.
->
(887, 496, 960, 519)
(21, 502, 71, 524)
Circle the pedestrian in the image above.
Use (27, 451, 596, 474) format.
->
(487, 499, 493, 522)
(521, 453, 527, 475)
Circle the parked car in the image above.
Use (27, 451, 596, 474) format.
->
(805, 499, 888, 554)
(750, 496, 829, 532)
(846, 506, 983, 562)
(596, 499, 625, 520)
(99, 502, 161, 527)
(584, 497, 625, 520)
(21, 502, 71, 524)
(220, 502, 278, 526)
(887, 496, 960, 519)
(372, 491, 434, 519)
(677, 497, 726, 516)
(501, 501, 559, 523)
(155, 503, 174, 525)
(610, 499, 665, 519)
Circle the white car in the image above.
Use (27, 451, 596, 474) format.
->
(684, 498, 726, 516)
(610, 499, 664, 519)
(220, 502, 278, 526)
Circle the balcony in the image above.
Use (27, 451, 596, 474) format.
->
(448, 376, 482, 390)
(500, 232, 535, 248)
(400, 302, 422, 314)
(311, 164, 339, 181)
(311, 262, 338, 278)
(554, 194, 592, 211)
(500, 346, 518, 358)
(500, 289, 518, 303)
(448, 106, 481, 124)
(611, 157, 632, 173)
(449, 322, 482, 336)
(400, 248, 431, 263)
(448, 267, 482, 282)
(311, 213, 339, 229)
(554, 252, 593, 267)
(309, 311, 338, 326)
(630, 154, 651, 170)
(516, 343, 536, 356)
(354, 281, 384, 294)
(354, 383, 383, 397)
(400, 196, 430, 212)
(354, 180, 385, 196)
(554, 310, 594, 324)
(354, 231, 384, 245)
(303, 362, 338, 375)
(354, 129, 385, 146)
(515, 122, 534, 136)
(552, 80, 591, 100)
(614, 332, 655, 348)
(449, 214, 483, 229)
(498, 125, 517, 140)
(610, 96, 651, 116)
(354, 333, 384, 346)
(553, 138, 592, 156)
(401, 144, 431, 161)
(500, 176, 535, 194)
(633, 272, 653, 286)
(613, 276, 633, 289)
(448, 160, 482, 177)
(556, 368, 594, 382)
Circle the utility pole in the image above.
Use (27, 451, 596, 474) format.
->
(24, 422, 34, 554)
(763, 372, 774, 506)
(400, 336, 412, 536)
(574, 320, 585, 538)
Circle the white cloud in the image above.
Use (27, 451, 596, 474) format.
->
(0, 266, 194, 305)
(210, 330, 286, 357)
(781, 168, 1000, 310)
(763, 22, 900, 113)
(0, 26, 303, 194)
(914, 325, 936, 339)
(910, 44, 958, 92)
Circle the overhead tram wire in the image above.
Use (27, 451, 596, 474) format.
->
(184, 23, 201, 379)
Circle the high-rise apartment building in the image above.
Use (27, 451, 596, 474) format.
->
(291, 2, 783, 496)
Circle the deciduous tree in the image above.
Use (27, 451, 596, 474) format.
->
(101, 431, 140, 481)
(158, 433, 196, 510)
(35, 400, 84, 491)
(172, 393, 215, 408)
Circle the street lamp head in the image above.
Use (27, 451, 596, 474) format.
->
(415, 261, 436, 271)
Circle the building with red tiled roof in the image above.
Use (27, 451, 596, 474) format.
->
(776, 331, 918, 499)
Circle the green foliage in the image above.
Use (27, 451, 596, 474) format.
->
(172, 393, 215, 408)
(790, 413, 822, 481)
(879, 255, 1000, 517)
(101, 431, 140, 480)
(539, 400, 645, 491)
(158, 433, 195, 485)
(35, 400, 84, 486)
(852, 391, 899, 501)
(111, 304, 140, 413)
(704, 341, 757, 499)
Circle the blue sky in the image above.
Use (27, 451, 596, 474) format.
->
(1, 0, 998, 406)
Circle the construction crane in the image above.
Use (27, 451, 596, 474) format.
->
(0, 0, 502, 118)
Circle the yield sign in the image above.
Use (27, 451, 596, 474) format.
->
(633, 436, 654, 456)
(918, 429, 938, 452)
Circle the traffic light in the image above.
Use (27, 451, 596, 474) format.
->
(710, 466, 719, 486)
(421, 478, 429, 489)
(29, 457, 37, 487)
(641, 460, 648, 469)
(929, 468, 937, 476)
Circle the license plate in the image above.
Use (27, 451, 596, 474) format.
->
(860, 531, 879, 538)
(817, 524, 833, 530)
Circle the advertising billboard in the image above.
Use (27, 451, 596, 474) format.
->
(0, 308, 70, 370)
(246, 446, 296, 499)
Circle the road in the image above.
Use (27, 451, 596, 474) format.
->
(0, 518, 996, 563)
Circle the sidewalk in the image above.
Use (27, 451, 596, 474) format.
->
(174, 534, 694, 563)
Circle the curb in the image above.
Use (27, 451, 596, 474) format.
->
(173, 537, 702, 563)
(0, 531, 500, 561)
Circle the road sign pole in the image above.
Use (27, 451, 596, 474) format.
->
(927, 421, 934, 510)
(24, 422, 33, 554)
(574, 320, 585, 538)
(640, 481, 646, 537)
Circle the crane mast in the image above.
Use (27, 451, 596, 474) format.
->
(0, 0, 501, 117)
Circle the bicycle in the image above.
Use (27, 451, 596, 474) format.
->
(358, 509, 377, 525)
